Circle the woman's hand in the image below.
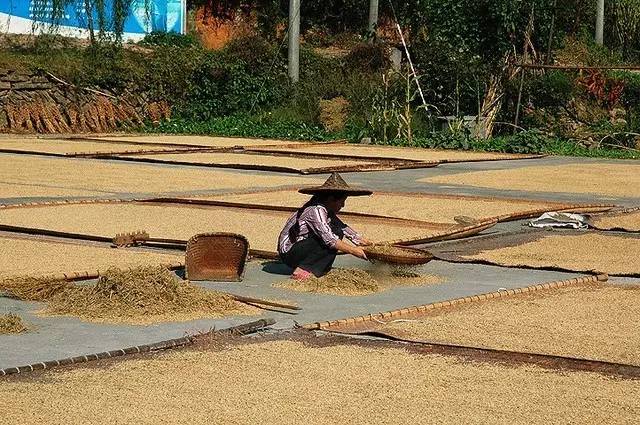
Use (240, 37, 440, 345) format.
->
(336, 239, 368, 260)
(351, 246, 368, 260)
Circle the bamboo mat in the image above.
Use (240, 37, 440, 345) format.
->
(0, 138, 192, 155)
(0, 154, 316, 198)
(0, 339, 637, 424)
(589, 209, 640, 232)
(117, 151, 380, 173)
(93, 134, 314, 148)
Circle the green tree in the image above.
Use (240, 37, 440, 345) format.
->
(395, 0, 557, 137)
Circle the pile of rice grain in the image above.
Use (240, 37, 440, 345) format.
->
(275, 269, 379, 296)
(274, 267, 442, 296)
(43, 266, 255, 324)
(0, 313, 27, 334)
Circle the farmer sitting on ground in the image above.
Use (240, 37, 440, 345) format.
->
(278, 172, 373, 280)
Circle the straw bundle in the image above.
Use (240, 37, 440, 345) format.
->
(0, 313, 27, 334)
(44, 266, 254, 324)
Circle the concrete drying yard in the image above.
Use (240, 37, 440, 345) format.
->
(1, 134, 639, 424)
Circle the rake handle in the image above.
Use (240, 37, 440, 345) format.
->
(226, 293, 301, 311)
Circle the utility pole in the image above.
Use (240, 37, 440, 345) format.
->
(368, 0, 379, 38)
(595, 0, 605, 45)
(288, 0, 300, 83)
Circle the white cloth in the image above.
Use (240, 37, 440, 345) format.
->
(528, 212, 588, 229)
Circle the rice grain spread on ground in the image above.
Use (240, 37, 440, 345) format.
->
(378, 284, 640, 365)
(463, 233, 640, 275)
(420, 163, 640, 198)
(0, 340, 637, 425)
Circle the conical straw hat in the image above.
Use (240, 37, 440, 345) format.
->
(298, 172, 373, 196)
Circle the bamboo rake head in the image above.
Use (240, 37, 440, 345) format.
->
(112, 230, 150, 247)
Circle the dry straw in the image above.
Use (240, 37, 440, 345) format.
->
(17, 266, 257, 325)
(0, 276, 71, 301)
(0, 313, 27, 334)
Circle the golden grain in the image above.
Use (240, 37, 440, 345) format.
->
(0, 340, 637, 425)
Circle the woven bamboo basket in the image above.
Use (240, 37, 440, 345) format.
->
(185, 233, 250, 281)
(364, 245, 433, 265)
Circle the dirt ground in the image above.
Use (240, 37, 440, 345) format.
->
(0, 339, 637, 425)
(421, 163, 640, 198)
(379, 284, 640, 365)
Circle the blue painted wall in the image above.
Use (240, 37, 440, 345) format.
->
(0, 0, 185, 37)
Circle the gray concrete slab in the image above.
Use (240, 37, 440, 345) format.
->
(0, 256, 589, 369)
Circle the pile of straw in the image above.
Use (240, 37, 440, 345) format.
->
(0, 313, 27, 334)
(0, 276, 71, 301)
(44, 266, 253, 324)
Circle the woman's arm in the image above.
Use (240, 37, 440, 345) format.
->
(335, 239, 368, 260)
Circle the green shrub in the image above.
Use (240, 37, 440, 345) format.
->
(613, 71, 640, 131)
(139, 32, 200, 48)
(527, 70, 575, 108)
(150, 114, 334, 141)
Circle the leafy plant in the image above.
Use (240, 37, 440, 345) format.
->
(139, 32, 200, 48)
